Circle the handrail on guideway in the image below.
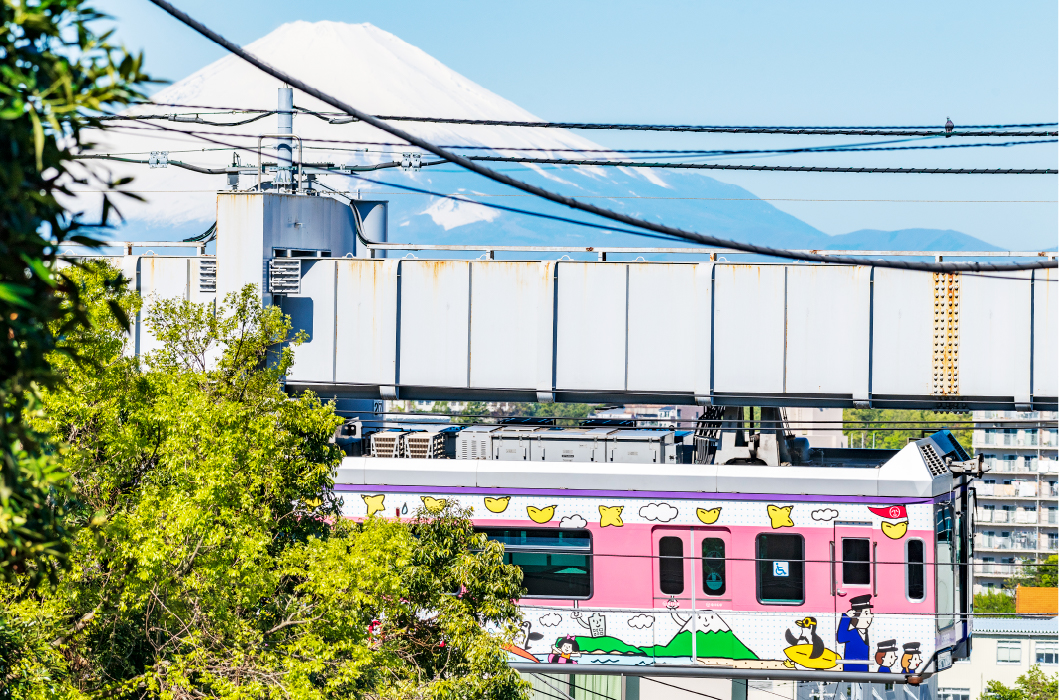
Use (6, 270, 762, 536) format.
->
(363, 242, 1058, 262)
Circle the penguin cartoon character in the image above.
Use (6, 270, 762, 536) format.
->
(785, 616, 825, 660)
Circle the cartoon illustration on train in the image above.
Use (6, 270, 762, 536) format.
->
(337, 425, 979, 677)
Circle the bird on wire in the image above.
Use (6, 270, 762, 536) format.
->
(945, 117, 954, 136)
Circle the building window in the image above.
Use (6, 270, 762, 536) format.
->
(907, 539, 925, 600)
(702, 537, 726, 596)
(659, 536, 684, 594)
(756, 534, 804, 604)
(938, 689, 970, 700)
(1036, 641, 1058, 665)
(997, 640, 1022, 664)
(478, 528, 592, 598)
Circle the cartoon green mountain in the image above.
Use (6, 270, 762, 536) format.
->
(574, 629, 758, 660)
(640, 629, 758, 660)
(574, 636, 645, 655)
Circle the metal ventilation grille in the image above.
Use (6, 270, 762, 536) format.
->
(459, 436, 490, 460)
(268, 258, 301, 294)
(918, 442, 948, 477)
(370, 432, 406, 458)
(197, 259, 216, 293)
(405, 433, 445, 459)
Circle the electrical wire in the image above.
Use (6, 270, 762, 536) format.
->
(88, 114, 1059, 156)
(461, 154, 1057, 175)
(642, 676, 724, 700)
(293, 105, 1058, 137)
(97, 111, 275, 127)
(131, 1, 1059, 273)
(91, 131, 1059, 174)
(134, 102, 1059, 132)
(312, 178, 677, 243)
(99, 119, 1058, 157)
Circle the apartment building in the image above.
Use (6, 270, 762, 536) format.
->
(972, 411, 1059, 593)
(938, 616, 1058, 700)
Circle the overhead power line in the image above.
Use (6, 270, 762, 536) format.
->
(296, 105, 1057, 137)
(112, 102, 1059, 136)
(97, 111, 275, 127)
(99, 120, 1058, 158)
(461, 154, 1057, 175)
(140, 0, 1059, 274)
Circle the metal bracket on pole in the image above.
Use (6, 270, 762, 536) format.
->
(256, 134, 304, 192)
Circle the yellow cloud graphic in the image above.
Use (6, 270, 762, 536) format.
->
(767, 504, 794, 529)
(599, 505, 624, 527)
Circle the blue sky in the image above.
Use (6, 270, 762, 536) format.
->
(96, 0, 1057, 249)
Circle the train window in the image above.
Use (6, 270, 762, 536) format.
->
(659, 536, 684, 594)
(702, 538, 726, 596)
(906, 539, 925, 601)
(936, 504, 955, 630)
(756, 534, 805, 605)
(478, 528, 592, 598)
(842, 538, 871, 585)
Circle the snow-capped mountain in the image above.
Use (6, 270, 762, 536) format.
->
(80, 21, 995, 251)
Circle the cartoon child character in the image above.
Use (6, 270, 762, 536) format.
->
(548, 635, 581, 664)
(874, 639, 898, 673)
(901, 642, 922, 673)
(836, 594, 874, 672)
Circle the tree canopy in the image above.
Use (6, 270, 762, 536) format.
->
(981, 665, 1059, 700)
(0, 0, 151, 582)
(0, 265, 528, 700)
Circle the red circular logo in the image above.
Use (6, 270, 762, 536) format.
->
(889, 507, 901, 519)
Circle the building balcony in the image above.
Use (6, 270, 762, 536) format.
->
(978, 508, 1059, 525)
(975, 536, 1041, 551)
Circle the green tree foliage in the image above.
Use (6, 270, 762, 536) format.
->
(842, 409, 973, 452)
(455, 401, 490, 425)
(1008, 555, 1058, 589)
(981, 665, 1059, 700)
(0, 0, 150, 581)
(508, 402, 600, 426)
(972, 589, 1016, 615)
(1, 267, 527, 699)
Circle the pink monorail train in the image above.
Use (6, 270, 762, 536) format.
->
(335, 427, 978, 679)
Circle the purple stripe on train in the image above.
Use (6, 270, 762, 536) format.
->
(337, 483, 935, 504)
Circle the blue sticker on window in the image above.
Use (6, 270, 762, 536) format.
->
(773, 561, 790, 577)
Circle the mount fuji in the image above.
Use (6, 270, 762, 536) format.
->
(83, 21, 998, 252)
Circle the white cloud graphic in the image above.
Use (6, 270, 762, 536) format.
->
(627, 614, 655, 629)
(812, 508, 839, 522)
(538, 612, 562, 627)
(639, 502, 679, 522)
(559, 514, 588, 529)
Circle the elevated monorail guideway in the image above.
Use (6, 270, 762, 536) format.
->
(78, 191, 1057, 412)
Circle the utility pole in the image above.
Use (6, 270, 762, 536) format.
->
(276, 86, 293, 188)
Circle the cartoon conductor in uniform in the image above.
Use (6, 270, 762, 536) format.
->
(901, 642, 922, 673)
(874, 639, 898, 672)
(836, 594, 874, 672)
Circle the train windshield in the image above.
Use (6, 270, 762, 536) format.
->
(478, 528, 592, 599)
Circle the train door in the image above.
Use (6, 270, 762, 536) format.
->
(651, 527, 731, 610)
(832, 521, 878, 672)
